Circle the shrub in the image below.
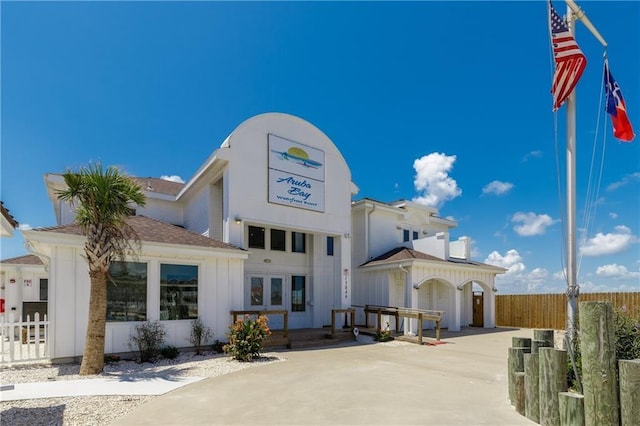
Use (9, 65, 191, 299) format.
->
(223, 315, 271, 362)
(211, 339, 226, 354)
(104, 354, 120, 364)
(614, 305, 640, 360)
(374, 322, 393, 342)
(130, 320, 166, 363)
(161, 345, 180, 360)
(189, 317, 213, 355)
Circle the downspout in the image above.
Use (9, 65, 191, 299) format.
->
(366, 204, 375, 260)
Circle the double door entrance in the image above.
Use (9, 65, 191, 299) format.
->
(246, 274, 310, 329)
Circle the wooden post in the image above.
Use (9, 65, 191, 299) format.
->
(331, 309, 336, 337)
(350, 309, 355, 331)
(515, 372, 526, 415)
(283, 311, 288, 339)
(417, 313, 423, 345)
(579, 301, 619, 426)
(508, 347, 530, 405)
(619, 359, 640, 426)
(524, 353, 540, 424)
(365, 305, 369, 329)
(534, 329, 555, 347)
(512, 337, 532, 349)
(558, 392, 584, 426)
(539, 347, 567, 426)
(377, 308, 382, 333)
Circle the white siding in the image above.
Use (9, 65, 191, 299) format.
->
(184, 186, 210, 236)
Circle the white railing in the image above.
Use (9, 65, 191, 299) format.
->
(0, 312, 49, 364)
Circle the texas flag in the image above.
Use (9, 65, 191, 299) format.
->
(604, 59, 635, 142)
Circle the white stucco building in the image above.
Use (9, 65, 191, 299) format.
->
(5, 113, 505, 362)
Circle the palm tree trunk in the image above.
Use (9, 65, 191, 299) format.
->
(80, 270, 107, 375)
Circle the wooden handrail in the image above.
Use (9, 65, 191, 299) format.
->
(364, 304, 444, 341)
(330, 308, 356, 337)
(230, 310, 289, 338)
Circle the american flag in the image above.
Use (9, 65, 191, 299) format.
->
(549, 0, 587, 111)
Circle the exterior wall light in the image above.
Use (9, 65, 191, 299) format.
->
(235, 216, 242, 224)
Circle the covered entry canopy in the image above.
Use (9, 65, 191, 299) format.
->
(359, 247, 506, 332)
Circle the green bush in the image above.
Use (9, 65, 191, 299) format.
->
(161, 345, 180, 360)
(614, 305, 640, 360)
(374, 322, 393, 342)
(104, 354, 120, 364)
(189, 317, 213, 355)
(223, 315, 271, 362)
(130, 320, 166, 363)
(211, 339, 226, 354)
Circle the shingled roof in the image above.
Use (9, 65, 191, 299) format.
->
(132, 177, 185, 196)
(1, 201, 19, 228)
(35, 216, 242, 251)
(0, 254, 44, 265)
(360, 246, 500, 270)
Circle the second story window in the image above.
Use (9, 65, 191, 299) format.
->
(292, 232, 306, 253)
(271, 229, 286, 251)
(327, 236, 334, 256)
(413, 231, 419, 240)
(403, 229, 410, 242)
(248, 226, 265, 249)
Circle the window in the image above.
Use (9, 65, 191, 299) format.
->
(251, 277, 264, 306)
(292, 232, 306, 253)
(270, 277, 283, 306)
(413, 231, 419, 240)
(291, 275, 306, 312)
(107, 261, 147, 322)
(271, 229, 286, 251)
(327, 236, 334, 256)
(248, 226, 265, 249)
(160, 264, 198, 320)
(39, 279, 48, 301)
(403, 229, 410, 242)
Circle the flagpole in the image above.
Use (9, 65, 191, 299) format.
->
(563, 0, 607, 345)
(565, 4, 579, 343)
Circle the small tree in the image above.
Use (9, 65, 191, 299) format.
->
(130, 320, 166, 363)
(57, 163, 146, 375)
(189, 317, 213, 355)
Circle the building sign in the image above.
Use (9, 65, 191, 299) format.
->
(268, 134, 325, 212)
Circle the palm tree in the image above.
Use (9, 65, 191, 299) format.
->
(57, 163, 146, 375)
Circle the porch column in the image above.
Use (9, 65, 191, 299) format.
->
(485, 286, 496, 328)
(450, 287, 461, 332)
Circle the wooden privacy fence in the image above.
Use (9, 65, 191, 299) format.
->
(496, 292, 640, 329)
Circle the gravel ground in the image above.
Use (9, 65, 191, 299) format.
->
(0, 351, 285, 426)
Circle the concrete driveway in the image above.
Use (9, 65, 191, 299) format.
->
(114, 327, 537, 425)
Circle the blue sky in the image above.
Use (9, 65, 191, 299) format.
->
(1, 1, 638, 294)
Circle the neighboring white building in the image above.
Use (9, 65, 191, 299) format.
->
(8, 113, 504, 362)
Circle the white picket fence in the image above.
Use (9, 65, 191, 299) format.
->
(0, 312, 49, 364)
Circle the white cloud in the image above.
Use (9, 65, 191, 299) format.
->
(606, 172, 640, 191)
(595, 264, 640, 280)
(485, 249, 526, 275)
(160, 175, 185, 183)
(486, 250, 557, 293)
(18, 224, 33, 231)
(511, 212, 556, 236)
(580, 225, 638, 256)
(411, 153, 461, 208)
(482, 180, 514, 196)
(609, 212, 618, 220)
(521, 150, 543, 162)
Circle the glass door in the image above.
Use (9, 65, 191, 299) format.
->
(247, 275, 285, 330)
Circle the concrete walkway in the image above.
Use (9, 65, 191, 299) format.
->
(115, 327, 537, 425)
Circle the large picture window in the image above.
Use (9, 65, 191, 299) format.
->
(160, 264, 198, 320)
(291, 275, 306, 312)
(107, 261, 147, 322)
